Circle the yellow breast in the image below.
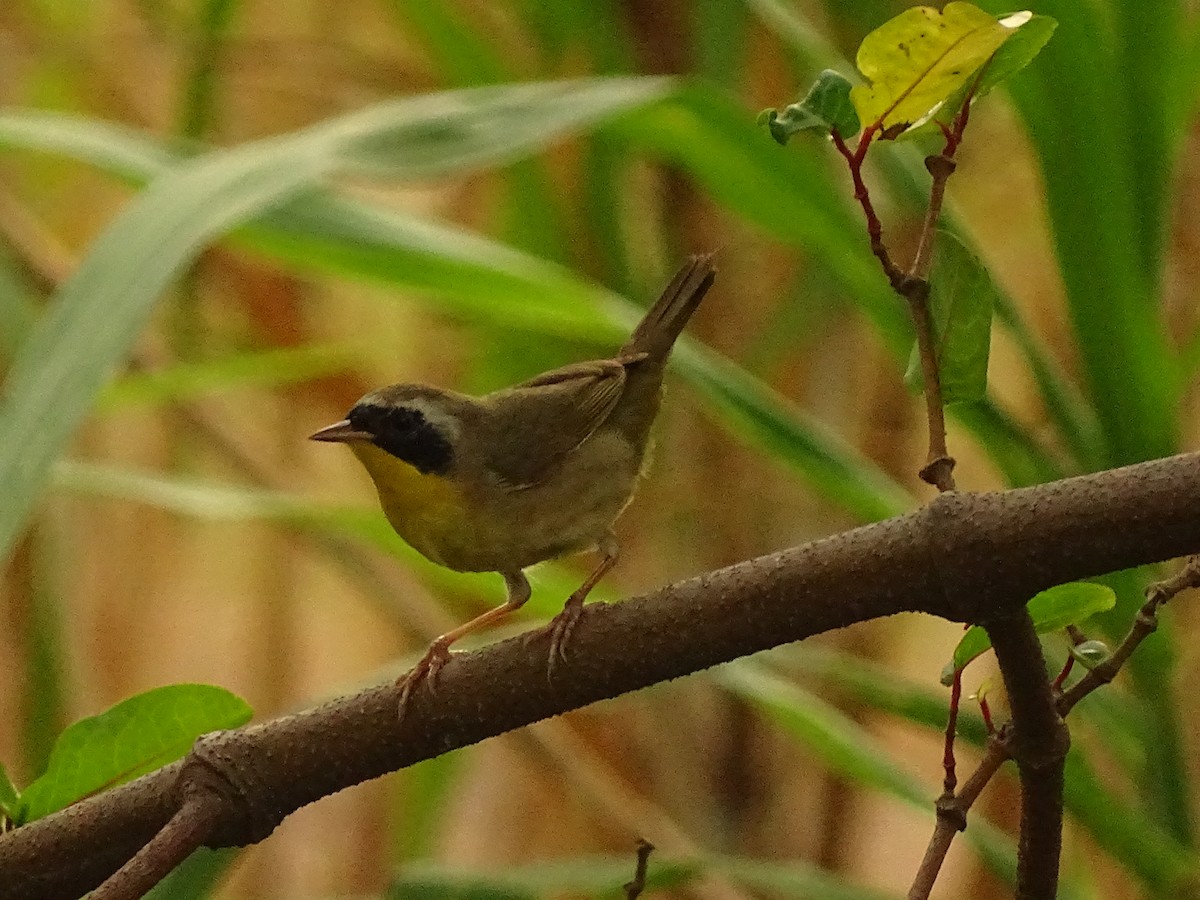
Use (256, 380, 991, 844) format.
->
(349, 442, 473, 568)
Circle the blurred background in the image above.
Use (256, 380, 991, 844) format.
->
(1, 1, 1198, 898)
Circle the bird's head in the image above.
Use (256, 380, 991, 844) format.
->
(309, 385, 462, 476)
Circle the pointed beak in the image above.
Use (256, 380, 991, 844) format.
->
(309, 419, 373, 443)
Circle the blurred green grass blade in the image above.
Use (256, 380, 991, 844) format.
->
(717, 662, 929, 805)
(695, 0, 749, 86)
(392, 754, 463, 862)
(777, 645, 990, 745)
(673, 344, 913, 520)
(0, 78, 676, 564)
(1108, 1, 1184, 285)
(313, 78, 673, 179)
(608, 84, 912, 353)
(706, 855, 899, 900)
(18, 684, 251, 823)
(392, 853, 901, 900)
(1089, 566, 1193, 845)
(519, 0, 635, 73)
(1064, 748, 1198, 893)
(97, 343, 357, 411)
(972, 0, 1178, 465)
(0, 110, 174, 179)
(50, 459, 609, 618)
(991, 290, 1104, 472)
(143, 848, 239, 900)
(391, 856, 698, 900)
(0, 249, 42, 360)
(20, 521, 70, 782)
(177, 0, 240, 139)
(250, 196, 622, 340)
(386, 0, 510, 86)
(0, 140, 324, 565)
(717, 660, 1018, 880)
(952, 399, 1065, 486)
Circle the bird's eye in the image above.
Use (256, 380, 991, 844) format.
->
(348, 403, 454, 475)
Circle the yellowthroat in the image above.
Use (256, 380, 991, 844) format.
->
(310, 254, 716, 708)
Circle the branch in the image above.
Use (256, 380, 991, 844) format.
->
(624, 838, 654, 900)
(908, 557, 1200, 899)
(5, 452, 1200, 899)
(985, 613, 1068, 900)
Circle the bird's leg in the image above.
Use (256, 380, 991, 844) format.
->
(397, 570, 531, 720)
(527, 534, 619, 678)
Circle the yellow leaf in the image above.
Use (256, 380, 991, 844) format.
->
(850, 2, 1020, 135)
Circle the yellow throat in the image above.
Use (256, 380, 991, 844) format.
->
(349, 441, 468, 567)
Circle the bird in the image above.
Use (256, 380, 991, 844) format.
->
(310, 254, 716, 714)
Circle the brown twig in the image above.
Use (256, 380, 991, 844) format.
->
(88, 793, 222, 900)
(903, 274, 956, 491)
(831, 125, 904, 289)
(942, 667, 963, 795)
(909, 738, 1007, 900)
(624, 838, 654, 899)
(1058, 556, 1200, 716)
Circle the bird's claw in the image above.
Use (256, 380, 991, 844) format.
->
(524, 594, 585, 681)
(397, 641, 453, 722)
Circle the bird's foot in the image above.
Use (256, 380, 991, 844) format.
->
(524, 593, 585, 680)
(396, 640, 453, 722)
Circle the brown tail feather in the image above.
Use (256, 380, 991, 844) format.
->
(620, 253, 717, 364)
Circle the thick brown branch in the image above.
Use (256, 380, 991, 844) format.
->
(5, 452, 1200, 899)
(985, 614, 1068, 900)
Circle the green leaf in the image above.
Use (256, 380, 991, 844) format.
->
(759, 69, 860, 143)
(904, 231, 995, 404)
(0, 78, 673, 567)
(18, 684, 252, 823)
(943, 582, 1117, 683)
(850, 3, 1020, 136)
(912, 13, 1058, 140)
(965, 13, 1057, 100)
(0, 762, 19, 821)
